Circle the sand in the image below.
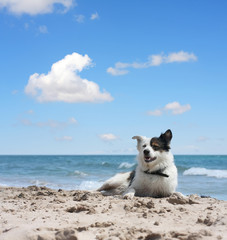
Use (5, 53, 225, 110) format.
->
(0, 186, 226, 240)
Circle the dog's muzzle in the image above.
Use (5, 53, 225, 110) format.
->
(144, 156, 157, 162)
(143, 150, 157, 162)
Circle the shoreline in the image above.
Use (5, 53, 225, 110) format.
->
(0, 186, 226, 240)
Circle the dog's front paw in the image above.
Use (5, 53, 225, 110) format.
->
(123, 192, 135, 199)
(173, 192, 186, 198)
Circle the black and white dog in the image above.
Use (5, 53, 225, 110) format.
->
(98, 129, 178, 198)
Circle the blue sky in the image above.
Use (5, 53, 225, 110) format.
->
(0, 0, 227, 155)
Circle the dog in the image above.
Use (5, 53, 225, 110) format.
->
(97, 129, 178, 198)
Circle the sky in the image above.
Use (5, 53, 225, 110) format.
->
(0, 0, 227, 155)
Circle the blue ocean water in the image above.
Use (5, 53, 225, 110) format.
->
(0, 155, 226, 200)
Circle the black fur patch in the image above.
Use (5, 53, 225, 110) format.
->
(150, 129, 172, 152)
(128, 170, 136, 186)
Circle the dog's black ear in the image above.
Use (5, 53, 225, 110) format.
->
(159, 129, 172, 145)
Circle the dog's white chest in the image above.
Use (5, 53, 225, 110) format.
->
(131, 166, 176, 197)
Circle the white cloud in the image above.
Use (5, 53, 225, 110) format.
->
(99, 133, 118, 141)
(25, 52, 113, 103)
(20, 117, 77, 129)
(147, 109, 163, 116)
(0, 0, 75, 15)
(166, 51, 197, 63)
(90, 12, 99, 20)
(75, 14, 85, 23)
(148, 101, 191, 116)
(148, 54, 164, 66)
(55, 136, 73, 141)
(38, 25, 48, 34)
(107, 51, 197, 76)
(164, 101, 191, 115)
(106, 67, 129, 76)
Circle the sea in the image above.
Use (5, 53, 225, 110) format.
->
(0, 155, 227, 200)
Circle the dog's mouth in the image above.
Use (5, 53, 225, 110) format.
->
(144, 156, 157, 163)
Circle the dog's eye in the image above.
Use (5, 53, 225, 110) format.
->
(151, 142, 160, 151)
(142, 144, 146, 148)
(152, 146, 160, 151)
(152, 145, 160, 151)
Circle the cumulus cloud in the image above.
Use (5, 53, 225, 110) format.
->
(107, 51, 197, 76)
(20, 117, 77, 129)
(75, 14, 85, 23)
(0, 0, 75, 15)
(147, 109, 163, 116)
(90, 12, 99, 20)
(164, 102, 191, 115)
(106, 67, 129, 76)
(25, 52, 113, 103)
(99, 133, 118, 141)
(148, 101, 191, 116)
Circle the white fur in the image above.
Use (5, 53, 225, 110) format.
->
(98, 133, 178, 198)
(97, 172, 131, 196)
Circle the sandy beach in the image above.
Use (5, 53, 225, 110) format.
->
(0, 186, 226, 240)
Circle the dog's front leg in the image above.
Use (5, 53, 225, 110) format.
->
(174, 192, 186, 198)
(123, 187, 135, 199)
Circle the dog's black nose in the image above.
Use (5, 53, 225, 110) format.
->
(143, 149, 150, 156)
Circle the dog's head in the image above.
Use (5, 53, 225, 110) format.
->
(132, 129, 173, 168)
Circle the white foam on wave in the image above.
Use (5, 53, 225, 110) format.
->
(118, 162, 135, 169)
(30, 180, 49, 186)
(77, 180, 103, 191)
(0, 183, 9, 187)
(74, 170, 88, 177)
(183, 167, 227, 179)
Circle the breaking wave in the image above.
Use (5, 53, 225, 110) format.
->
(183, 167, 227, 179)
(73, 170, 88, 177)
(118, 162, 136, 169)
(77, 180, 103, 190)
